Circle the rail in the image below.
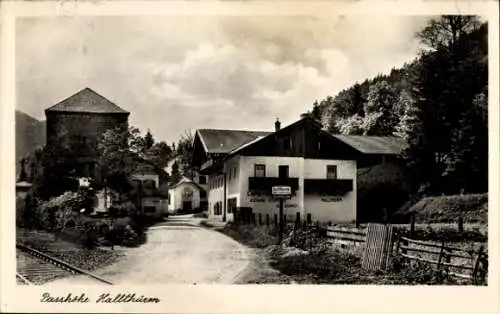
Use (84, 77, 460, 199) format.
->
(16, 243, 113, 285)
(16, 272, 32, 285)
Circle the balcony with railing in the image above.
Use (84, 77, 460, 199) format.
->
(248, 176, 299, 195)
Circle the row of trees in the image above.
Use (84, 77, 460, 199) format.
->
(302, 16, 488, 196)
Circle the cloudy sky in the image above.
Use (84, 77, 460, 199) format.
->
(16, 15, 430, 144)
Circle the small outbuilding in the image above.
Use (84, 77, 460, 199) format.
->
(168, 177, 206, 213)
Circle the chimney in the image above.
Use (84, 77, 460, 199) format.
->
(275, 118, 281, 132)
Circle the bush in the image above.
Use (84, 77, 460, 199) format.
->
(399, 193, 487, 223)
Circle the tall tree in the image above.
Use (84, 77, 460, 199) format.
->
(145, 141, 173, 169)
(144, 130, 155, 150)
(97, 125, 143, 195)
(176, 130, 195, 179)
(170, 161, 181, 184)
(417, 16, 480, 51)
(405, 17, 487, 194)
(361, 81, 398, 136)
(393, 90, 419, 142)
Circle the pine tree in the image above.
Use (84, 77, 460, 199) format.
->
(144, 130, 154, 150)
(170, 161, 181, 184)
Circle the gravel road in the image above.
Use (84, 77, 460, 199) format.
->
(48, 215, 250, 285)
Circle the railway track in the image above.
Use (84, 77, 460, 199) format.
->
(16, 244, 113, 285)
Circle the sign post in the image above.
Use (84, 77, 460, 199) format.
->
(272, 186, 292, 244)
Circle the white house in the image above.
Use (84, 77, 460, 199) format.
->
(168, 177, 206, 212)
(191, 117, 405, 224)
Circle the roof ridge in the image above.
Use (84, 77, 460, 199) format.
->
(45, 87, 129, 114)
(198, 128, 270, 133)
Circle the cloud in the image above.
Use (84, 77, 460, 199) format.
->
(15, 15, 431, 144)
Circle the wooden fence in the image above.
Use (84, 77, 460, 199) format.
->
(326, 226, 366, 244)
(324, 224, 487, 282)
(396, 236, 488, 283)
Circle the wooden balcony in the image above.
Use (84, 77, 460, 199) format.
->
(248, 177, 299, 194)
(304, 179, 353, 195)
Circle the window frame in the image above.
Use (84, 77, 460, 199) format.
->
(326, 165, 338, 179)
(254, 164, 266, 178)
(278, 165, 289, 179)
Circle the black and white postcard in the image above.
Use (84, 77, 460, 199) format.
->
(1, 0, 499, 313)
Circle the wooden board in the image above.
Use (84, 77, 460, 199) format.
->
(361, 223, 394, 271)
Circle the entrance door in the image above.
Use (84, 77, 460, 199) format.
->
(183, 201, 192, 211)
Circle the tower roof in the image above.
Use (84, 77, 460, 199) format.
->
(45, 87, 129, 114)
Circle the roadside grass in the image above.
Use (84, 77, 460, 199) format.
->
(219, 223, 478, 285)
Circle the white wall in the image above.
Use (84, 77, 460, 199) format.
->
(304, 159, 357, 223)
(205, 155, 357, 224)
(207, 173, 226, 218)
(168, 182, 201, 212)
(238, 156, 304, 222)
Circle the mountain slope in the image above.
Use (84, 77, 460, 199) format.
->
(15, 110, 46, 175)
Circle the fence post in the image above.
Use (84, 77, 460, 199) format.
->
(295, 212, 300, 228)
(437, 240, 445, 272)
(409, 214, 416, 239)
(395, 232, 401, 254)
(258, 213, 262, 225)
(266, 214, 270, 226)
(307, 213, 312, 225)
(472, 246, 485, 284)
(401, 236, 407, 255)
(274, 214, 278, 227)
(458, 216, 464, 233)
(252, 213, 256, 225)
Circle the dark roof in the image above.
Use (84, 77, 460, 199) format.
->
(45, 87, 129, 114)
(333, 135, 406, 155)
(196, 129, 271, 154)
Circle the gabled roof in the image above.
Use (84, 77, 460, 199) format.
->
(169, 177, 204, 191)
(333, 135, 405, 155)
(45, 87, 129, 114)
(221, 117, 322, 160)
(196, 129, 271, 154)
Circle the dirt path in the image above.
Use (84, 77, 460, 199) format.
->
(48, 215, 250, 285)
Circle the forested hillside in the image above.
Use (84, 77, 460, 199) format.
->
(302, 16, 488, 196)
(15, 110, 46, 176)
